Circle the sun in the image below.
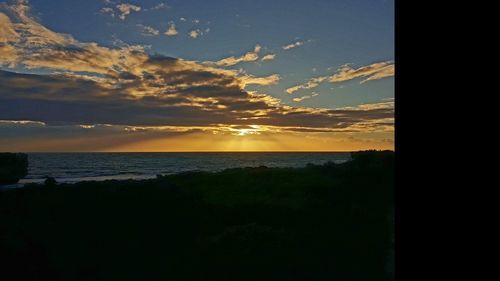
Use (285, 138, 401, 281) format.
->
(233, 125, 262, 136)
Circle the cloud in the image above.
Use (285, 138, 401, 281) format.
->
(137, 24, 159, 36)
(261, 53, 276, 61)
(239, 74, 280, 87)
(0, 120, 46, 127)
(0, 1, 393, 140)
(286, 76, 328, 94)
(0, 12, 20, 66)
(360, 64, 395, 83)
(0, 2, 151, 76)
(330, 61, 395, 83)
(150, 3, 168, 10)
(336, 100, 394, 111)
(116, 3, 141, 20)
(286, 61, 395, 94)
(0, 12, 20, 43)
(207, 44, 262, 67)
(292, 93, 319, 102)
(0, 120, 394, 151)
(282, 40, 304, 50)
(164, 22, 178, 36)
(100, 7, 115, 17)
(1, 1, 74, 47)
(0, 44, 18, 67)
(0, 68, 392, 133)
(189, 29, 201, 38)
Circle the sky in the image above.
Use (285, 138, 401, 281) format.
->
(0, 0, 394, 152)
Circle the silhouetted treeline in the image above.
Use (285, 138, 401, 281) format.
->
(0, 150, 394, 281)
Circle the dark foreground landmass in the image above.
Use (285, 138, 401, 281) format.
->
(0, 151, 394, 281)
(0, 153, 28, 184)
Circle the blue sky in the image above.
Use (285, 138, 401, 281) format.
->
(0, 0, 394, 151)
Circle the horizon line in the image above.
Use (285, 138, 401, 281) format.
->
(2, 150, 394, 153)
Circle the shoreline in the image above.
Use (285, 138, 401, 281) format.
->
(2, 151, 364, 188)
(2, 160, 352, 189)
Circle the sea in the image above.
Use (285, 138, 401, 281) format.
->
(5, 152, 352, 187)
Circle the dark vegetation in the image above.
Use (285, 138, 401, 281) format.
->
(0, 150, 394, 281)
(0, 153, 28, 184)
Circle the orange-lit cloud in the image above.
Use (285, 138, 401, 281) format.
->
(240, 74, 281, 87)
(293, 93, 319, 102)
(286, 76, 328, 94)
(329, 62, 394, 83)
(360, 64, 395, 83)
(261, 53, 276, 61)
(282, 40, 304, 50)
(207, 44, 262, 67)
(164, 22, 178, 36)
(189, 29, 201, 38)
(116, 3, 141, 20)
(285, 61, 395, 94)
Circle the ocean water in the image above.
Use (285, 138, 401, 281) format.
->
(14, 152, 351, 185)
